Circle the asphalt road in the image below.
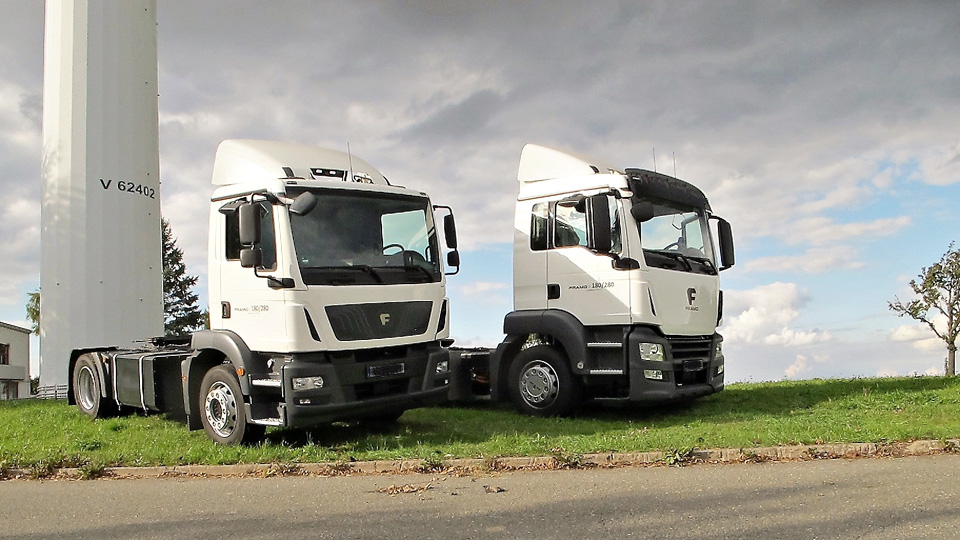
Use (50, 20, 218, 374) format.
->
(2, 455, 959, 539)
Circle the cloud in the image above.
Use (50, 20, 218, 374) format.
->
(765, 329, 831, 347)
(890, 323, 935, 342)
(785, 354, 828, 379)
(789, 216, 912, 247)
(398, 90, 506, 144)
(453, 281, 509, 306)
(745, 246, 864, 274)
(919, 140, 960, 186)
(889, 321, 946, 353)
(722, 282, 830, 346)
(2, 1, 960, 387)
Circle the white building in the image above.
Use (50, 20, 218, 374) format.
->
(0, 322, 31, 400)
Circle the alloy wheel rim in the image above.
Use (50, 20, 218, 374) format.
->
(519, 360, 559, 408)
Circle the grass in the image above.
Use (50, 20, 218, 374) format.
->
(2, 376, 959, 471)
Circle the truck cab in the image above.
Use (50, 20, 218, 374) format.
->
(194, 140, 458, 438)
(69, 140, 459, 444)
(491, 144, 734, 415)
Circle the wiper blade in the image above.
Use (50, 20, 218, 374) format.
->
(648, 250, 693, 271)
(402, 264, 437, 281)
(345, 264, 384, 283)
(300, 265, 384, 283)
(687, 256, 718, 275)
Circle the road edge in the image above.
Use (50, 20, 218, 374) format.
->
(4, 438, 959, 481)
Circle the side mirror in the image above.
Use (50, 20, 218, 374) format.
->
(238, 203, 261, 246)
(447, 250, 460, 268)
(716, 217, 735, 270)
(630, 201, 655, 223)
(443, 213, 458, 249)
(289, 192, 318, 216)
(239, 247, 262, 268)
(586, 194, 611, 253)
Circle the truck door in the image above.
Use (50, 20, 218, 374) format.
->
(546, 196, 631, 326)
(216, 201, 289, 350)
(513, 201, 550, 310)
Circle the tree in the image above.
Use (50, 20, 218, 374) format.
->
(162, 218, 204, 336)
(889, 242, 960, 376)
(26, 289, 40, 335)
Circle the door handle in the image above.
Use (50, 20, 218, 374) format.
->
(547, 283, 560, 300)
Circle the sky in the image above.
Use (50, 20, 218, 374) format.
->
(1, 1, 959, 383)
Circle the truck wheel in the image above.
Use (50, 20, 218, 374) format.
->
(508, 345, 582, 417)
(199, 365, 265, 445)
(72, 353, 117, 418)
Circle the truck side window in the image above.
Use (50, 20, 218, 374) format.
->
(222, 201, 277, 270)
(225, 211, 241, 260)
(609, 197, 622, 255)
(258, 203, 277, 270)
(530, 202, 549, 251)
(554, 202, 587, 248)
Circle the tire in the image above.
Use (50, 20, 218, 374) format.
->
(507, 345, 582, 417)
(72, 353, 117, 419)
(198, 365, 265, 445)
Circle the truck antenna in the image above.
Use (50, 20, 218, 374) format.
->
(652, 147, 657, 172)
(673, 152, 677, 177)
(346, 142, 355, 182)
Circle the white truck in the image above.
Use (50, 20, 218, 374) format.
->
(69, 140, 459, 444)
(450, 144, 735, 416)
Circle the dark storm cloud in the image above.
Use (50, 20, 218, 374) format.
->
(398, 89, 505, 143)
(2, 0, 960, 285)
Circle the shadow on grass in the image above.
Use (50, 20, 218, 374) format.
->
(260, 376, 960, 451)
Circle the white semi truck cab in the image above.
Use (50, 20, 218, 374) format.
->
(456, 144, 735, 416)
(70, 140, 459, 444)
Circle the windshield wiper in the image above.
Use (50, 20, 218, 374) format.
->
(689, 256, 718, 275)
(647, 250, 693, 271)
(300, 265, 384, 284)
(401, 263, 437, 281)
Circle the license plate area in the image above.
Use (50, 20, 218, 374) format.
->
(682, 359, 706, 371)
(366, 362, 406, 379)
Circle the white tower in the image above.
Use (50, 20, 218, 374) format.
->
(40, 0, 163, 392)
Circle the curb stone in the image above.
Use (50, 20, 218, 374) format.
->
(4, 439, 959, 481)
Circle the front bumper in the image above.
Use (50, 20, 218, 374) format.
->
(626, 327, 724, 403)
(276, 344, 451, 427)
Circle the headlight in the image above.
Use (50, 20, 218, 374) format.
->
(714, 340, 724, 360)
(436, 360, 449, 374)
(639, 342, 665, 362)
(292, 376, 324, 390)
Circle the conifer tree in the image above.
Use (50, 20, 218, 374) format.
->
(26, 289, 40, 335)
(162, 218, 204, 336)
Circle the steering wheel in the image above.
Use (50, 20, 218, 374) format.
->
(382, 243, 405, 255)
(662, 241, 680, 251)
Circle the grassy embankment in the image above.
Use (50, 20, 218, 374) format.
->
(2, 376, 959, 472)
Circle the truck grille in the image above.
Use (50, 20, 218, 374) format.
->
(326, 301, 432, 341)
(666, 335, 713, 385)
(667, 335, 713, 361)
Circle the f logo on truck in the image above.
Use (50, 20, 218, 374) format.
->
(687, 288, 697, 305)
(380, 313, 391, 326)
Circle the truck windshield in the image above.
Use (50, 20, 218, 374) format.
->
(636, 202, 717, 275)
(288, 189, 441, 285)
